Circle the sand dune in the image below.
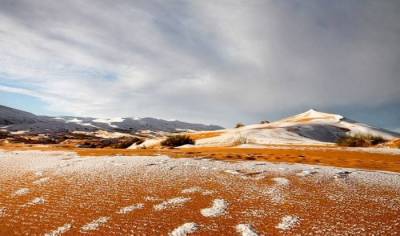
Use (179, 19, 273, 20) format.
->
(195, 109, 400, 147)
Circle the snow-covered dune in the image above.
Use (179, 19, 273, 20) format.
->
(0, 105, 222, 133)
(195, 109, 400, 147)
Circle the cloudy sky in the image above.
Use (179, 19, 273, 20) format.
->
(0, 0, 399, 130)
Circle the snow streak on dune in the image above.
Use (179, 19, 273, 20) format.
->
(117, 203, 144, 214)
(200, 199, 228, 217)
(44, 223, 72, 236)
(236, 224, 259, 236)
(194, 109, 400, 147)
(153, 197, 191, 211)
(80, 217, 110, 232)
(169, 222, 199, 236)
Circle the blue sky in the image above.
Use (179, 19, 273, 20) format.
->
(0, 91, 51, 115)
(0, 0, 399, 131)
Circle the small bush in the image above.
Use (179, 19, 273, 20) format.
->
(260, 120, 270, 124)
(232, 135, 248, 146)
(336, 134, 386, 147)
(77, 137, 143, 149)
(0, 131, 9, 139)
(235, 123, 245, 128)
(161, 135, 194, 147)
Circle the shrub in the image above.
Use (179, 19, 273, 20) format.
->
(232, 135, 248, 146)
(0, 131, 9, 139)
(161, 135, 194, 147)
(336, 134, 386, 147)
(77, 137, 143, 149)
(235, 123, 245, 128)
(260, 120, 270, 124)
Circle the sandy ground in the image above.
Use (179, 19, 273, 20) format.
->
(1, 143, 400, 172)
(0, 150, 399, 235)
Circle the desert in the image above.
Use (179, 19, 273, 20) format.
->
(1, 1, 400, 235)
(1, 105, 400, 235)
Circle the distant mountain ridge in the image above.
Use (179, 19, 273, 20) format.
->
(0, 105, 223, 133)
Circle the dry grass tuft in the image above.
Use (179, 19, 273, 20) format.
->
(161, 135, 195, 147)
(336, 134, 386, 147)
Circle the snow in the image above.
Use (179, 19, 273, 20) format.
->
(1, 150, 400, 234)
(33, 177, 49, 185)
(93, 118, 124, 128)
(65, 118, 96, 127)
(195, 109, 400, 147)
(153, 197, 191, 211)
(200, 199, 228, 217)
(276, 215, 300, 230)
(272, 177, 290, 186)
(264, 187, 285, 204)
(34, 171, 44, 177)
(181, 187, 213, 195)
(296, 169, 318, 177)
(117, 203, 144, 214)
(44, 223, 72, 236)
(66, 118, 82, 123)
(144, 196, 162, 201)
(235, 144, 267, 148)
(10, 130, 28, 135)
(13, 188, 30, 196)
(23, 197, 45, 207)
(169, 222, 199, 236)
(31, 197, 45, 205)
(128, 138, 164, 149)
(73, 130, 133, 139)
(80, 216, 110, 232)
(224, 169, 241, 175)
(236, 224, 259, 236)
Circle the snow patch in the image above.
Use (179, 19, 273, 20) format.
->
(34, 171, 44, 177)
(224, 169, 240, 175)
(181, 187, 214, 195)
(117, 203, 144, 214)
(264, 187, 285, 204)
(272, 177, 290, 186)
(23, 197, 45, 207)
(202, 190, 215, 196)
(13, 188, 30, 196)
(236, 224, 259, 236)
(276, 215, 300, 230)
(182, 187, 202, 194)
(154, 197, 191, 211)
(144, 196, 162, 201)
(201, 199, 228, 217)
(169, 222, 199, 236)
(33, 177, 50, 185)
(296, 169, 318, 177)
(80, 217, 110, 232)
(44, 223, 72, 236)
(93, 118, 124, 128)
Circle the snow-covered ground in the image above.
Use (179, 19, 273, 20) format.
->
(0, 150, 399, 235)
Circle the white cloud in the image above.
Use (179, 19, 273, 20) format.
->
(0, 0, 399, 127)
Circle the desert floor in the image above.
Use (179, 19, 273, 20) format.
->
(0, 150, 399, 235)
(2, 143, 400, 172)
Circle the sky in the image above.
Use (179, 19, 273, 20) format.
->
(0, 0, 399, 131)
